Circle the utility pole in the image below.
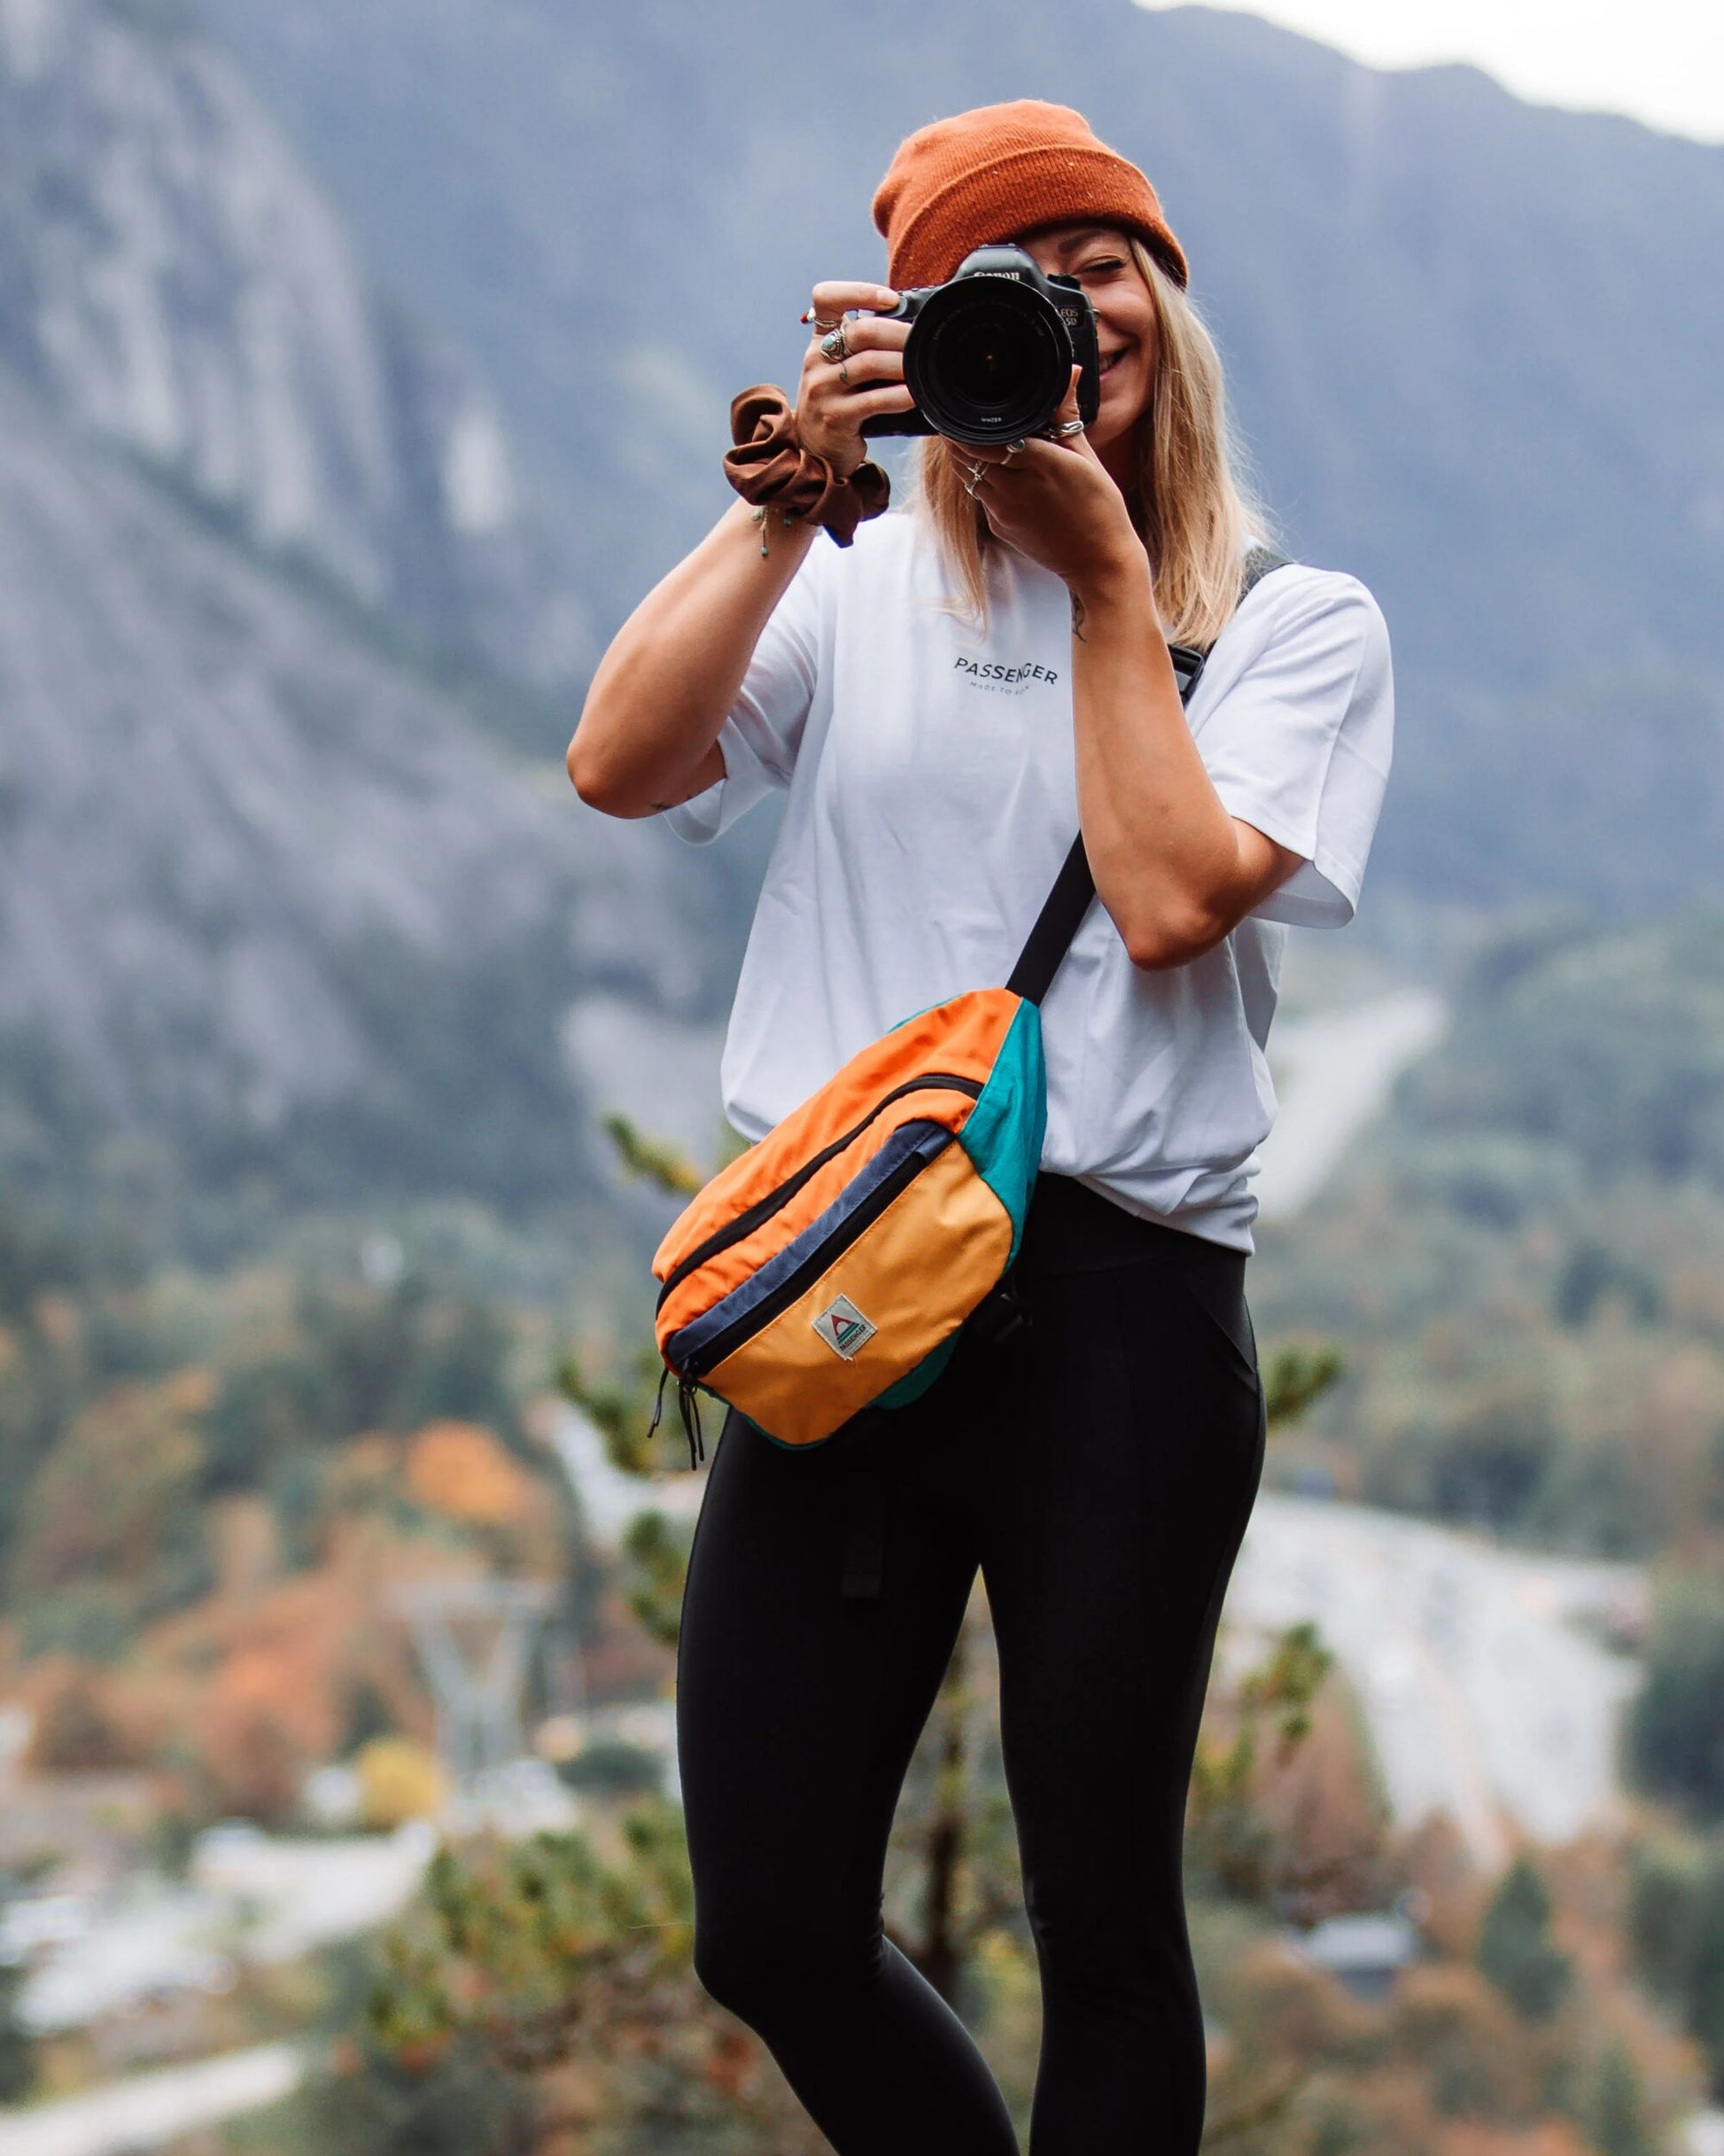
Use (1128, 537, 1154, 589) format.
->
(389, 1579, 557, 1785)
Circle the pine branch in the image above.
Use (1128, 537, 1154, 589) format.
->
(1262, 1342, 1346, 1432)
(602, 1112, 704, 1197)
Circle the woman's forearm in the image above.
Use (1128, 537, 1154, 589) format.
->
(568, 501, 817, 819)
(1067, 552, 1252, 969)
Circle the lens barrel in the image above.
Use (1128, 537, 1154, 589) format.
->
(902, 276, 1075, 447)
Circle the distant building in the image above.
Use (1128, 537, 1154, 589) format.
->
(1285, 1911, 1424, 2003)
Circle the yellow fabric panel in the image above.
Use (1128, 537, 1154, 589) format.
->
(654, 1083, 982, 1345)
(703, 1142, 1013, 1449)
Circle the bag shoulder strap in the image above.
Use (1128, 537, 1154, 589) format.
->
(1005, 546, 1293, 1006)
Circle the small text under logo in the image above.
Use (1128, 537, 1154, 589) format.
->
(953, 656, 1060, 694)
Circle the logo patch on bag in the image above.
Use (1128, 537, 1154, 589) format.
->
(812, 1295, 877, 1360)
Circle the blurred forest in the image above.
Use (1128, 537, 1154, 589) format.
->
(9, 901, 1724, 2147)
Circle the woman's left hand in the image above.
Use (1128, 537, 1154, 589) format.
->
(958, 369, 1142, 591)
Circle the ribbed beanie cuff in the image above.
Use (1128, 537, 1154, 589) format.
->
(872, 99, 1188, 293)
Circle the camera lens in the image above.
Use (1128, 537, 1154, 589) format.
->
(905, 278, 1073, 446)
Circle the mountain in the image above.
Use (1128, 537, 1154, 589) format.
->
(0, 0, 587, 687)
(198, 0, 1724, 916)
(5, 0, 1721, 1235)
(1247, 897, 1724, 1559)
(0, 0, 731, 1232)
(0, 354, 718, 1218)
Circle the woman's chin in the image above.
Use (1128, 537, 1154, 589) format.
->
(1085, 405, 1138, 460)
(1089, 372, 1145, 434)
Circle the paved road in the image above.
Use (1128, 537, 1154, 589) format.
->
(1225, 1492, 1646, 1871)
(0, 2043, 304, 2156)
(18, 1822, 435, 2035)
(547, 1405, 704, 1543)
(1255, 986, 1449, 1221)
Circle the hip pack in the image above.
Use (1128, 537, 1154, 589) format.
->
(650, 551, 1288, 1460)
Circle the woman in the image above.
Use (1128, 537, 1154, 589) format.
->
(571, 99, 1393, 2156)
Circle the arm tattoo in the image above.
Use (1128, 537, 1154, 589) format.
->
(1070, 591, 1089, 642)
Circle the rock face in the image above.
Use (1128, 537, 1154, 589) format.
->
(0, 0, 586, 687)
(0, 361, 697, 1195)
(203, 0, 1724, 915)
(0, 0, 720, 1208)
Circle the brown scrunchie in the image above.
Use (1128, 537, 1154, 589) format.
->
(723, 384, 890, 548)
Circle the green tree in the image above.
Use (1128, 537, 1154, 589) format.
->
(1428, 1390, 1558, 1532)
(1260, 1342, 1347, 1430)
(1627, 1831, 1724, 2102)
(1627, 1568, 1724, 1824)
(0, 1951, 35, 2104)
(1185, 1619, 1334, 1906)
(9, 1374, 211, 1631)
(1627, 1831, 1704, 2004)
(1475, 1855, 1572, 2023)
(1587, 2034, 1655, 2156)
(203, 1269, 524, 1493)
(297, 2035, 532, 2156)
(617, 1507, 696, 1652)
(1691, 1856, 1724, 2103)
(306, 1810, 824, 2152)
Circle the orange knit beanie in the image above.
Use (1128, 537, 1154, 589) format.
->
(872, 99, 1188, 294)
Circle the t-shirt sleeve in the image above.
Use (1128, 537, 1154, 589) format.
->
(661, 541, 829, 845)
(1198, 572, 1394, 928)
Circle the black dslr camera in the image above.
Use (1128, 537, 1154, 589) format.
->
(860, 242, 1101, 448)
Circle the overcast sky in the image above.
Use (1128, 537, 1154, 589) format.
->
(1135, 0, 1724, 144)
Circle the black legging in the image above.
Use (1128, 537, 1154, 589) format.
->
(675, 1173, 1267, 2152)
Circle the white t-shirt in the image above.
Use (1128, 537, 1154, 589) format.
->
(664, 512, 1394, 1252)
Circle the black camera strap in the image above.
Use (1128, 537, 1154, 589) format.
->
(1005, 547, 1292, 1007)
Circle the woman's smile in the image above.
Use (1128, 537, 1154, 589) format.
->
(1016, 221, 1161, 489)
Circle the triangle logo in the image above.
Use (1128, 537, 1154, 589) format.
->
(812, 1293, 878, 1362)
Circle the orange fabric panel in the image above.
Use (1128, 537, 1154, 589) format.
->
(700, 1140, 1013, 1448)
(652, 985, 1021, 1289)
(654, 1083, 983, 1343)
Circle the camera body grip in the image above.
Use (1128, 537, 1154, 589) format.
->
(860, 243, 1101, 447)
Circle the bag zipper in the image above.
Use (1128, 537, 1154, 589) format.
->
(656, 1071, 982, 1307)
(648, 1361, 707, 1473)
(677, 1123, 951, 1382)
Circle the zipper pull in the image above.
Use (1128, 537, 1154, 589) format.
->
(676, 1374, 706, 1471)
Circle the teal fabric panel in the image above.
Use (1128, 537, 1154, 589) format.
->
(712, 1398, 804, 1451)
(874, 1332, 959, 1413)
(956, 998, 1046, 1265)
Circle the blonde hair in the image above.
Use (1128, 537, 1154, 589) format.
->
(912, 238, 1268, 650)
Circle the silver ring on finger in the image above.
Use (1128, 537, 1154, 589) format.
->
(819, 324, 850, 364)
(838, 359, 850, 388)
(812, 314, 840, 334)
(967, 460, 987, 485)
(1043, 417, 1086, 440)
(1005, 437, 1028, 457)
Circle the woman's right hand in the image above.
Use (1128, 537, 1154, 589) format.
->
(796, 282, 916, 474)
